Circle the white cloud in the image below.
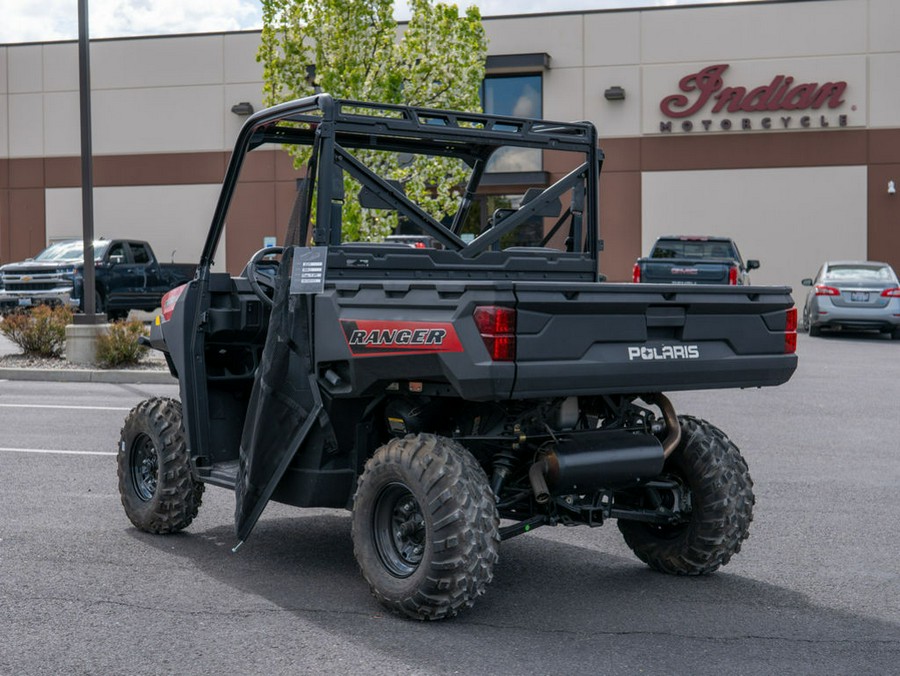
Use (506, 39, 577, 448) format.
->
(0, 0, 263, 44)
(0, 0, 758, 45)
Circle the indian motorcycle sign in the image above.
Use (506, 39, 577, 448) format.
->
(658, 64, 851, 134)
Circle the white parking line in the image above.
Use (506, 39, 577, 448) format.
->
(0, 404, 131, 411)
(0, 447, 116, 457)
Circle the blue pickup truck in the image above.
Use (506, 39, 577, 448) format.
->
(0, 239, 195, 318)
(632, 235, 759, 285)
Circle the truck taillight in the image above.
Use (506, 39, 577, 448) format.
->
(473, 306, 516, 361)
(632, 263, 641, 283)
(785, 307, 797, 354)
(815, 285, 840, 296)
(728, 265, 739, 285)
(160, 283, 188, 322)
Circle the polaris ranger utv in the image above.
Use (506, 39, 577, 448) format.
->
(117, 95, 798, 620)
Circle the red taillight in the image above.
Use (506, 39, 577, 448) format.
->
(785, 307, 798, 332)
(632, 263, 641, 283)
(473, 306, 516, 361)
(814, 285, 840, 296)
(160, 283, 188, 322)
(728, 265, 739, 285)
(785, 307, 798, 354)
(785, 331, 797, 354)
(880, 287, 900, 298)
(413, 241, 426, 249)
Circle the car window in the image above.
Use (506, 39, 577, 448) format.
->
(651, 240, 736, 259)
(107, 242, 127, 261)
(131, 244, 151, 264)
(824, 265, 893, 281)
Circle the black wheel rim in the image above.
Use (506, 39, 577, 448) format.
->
(130, 433, 159, 502)
(372, 482, 426, 578)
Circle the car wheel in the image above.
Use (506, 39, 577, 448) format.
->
(351, 434, 499, 620)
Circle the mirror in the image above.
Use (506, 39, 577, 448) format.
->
(746, 259, 760, 270)
(801, 278, 813, 286)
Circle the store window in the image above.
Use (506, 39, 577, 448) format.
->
(481, 74, 543, 173)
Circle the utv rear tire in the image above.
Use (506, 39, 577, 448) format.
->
(351, 434, 500, 620)
(617, 416, 754, 575)
(117, 397, 203, 533)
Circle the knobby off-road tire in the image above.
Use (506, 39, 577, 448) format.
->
(351, 434, 500, 621)
(117, 397, 204, 534)
(617, 415, 754, 575)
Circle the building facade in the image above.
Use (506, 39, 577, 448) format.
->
(2, 0, 899, 292)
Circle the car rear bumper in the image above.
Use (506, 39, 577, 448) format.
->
(812, 303, 900, 331)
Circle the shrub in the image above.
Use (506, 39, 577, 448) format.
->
(0, 305, 73, 358)
(96, 320, 149, 368)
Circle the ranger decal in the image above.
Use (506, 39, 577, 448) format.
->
(341, 320, 464, 357)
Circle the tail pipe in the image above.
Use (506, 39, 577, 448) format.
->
(527, 394, 682, 501)
(646, 393, 682, 459)
(528, 459, 551, 504)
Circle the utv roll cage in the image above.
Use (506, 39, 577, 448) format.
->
(199, 94, 603, 281)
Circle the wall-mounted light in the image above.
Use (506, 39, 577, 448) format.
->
(604, 86, 626, 101)
(230, 102, 254, 116)
(888, 180, 896, 195)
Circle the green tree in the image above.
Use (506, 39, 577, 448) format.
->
(258, 0, 487, 241)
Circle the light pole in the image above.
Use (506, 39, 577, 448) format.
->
(67, 0, 107, 363)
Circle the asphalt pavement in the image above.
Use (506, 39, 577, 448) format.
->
(0, 332, 898, 675)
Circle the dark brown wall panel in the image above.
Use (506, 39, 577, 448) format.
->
(8, 188, 46, 260)
(867, 129, 900, 165)
(599, 137, 641, 173)
(642, 129, 867, 172)
(9, 158, 44, 189)
(599, 170, 641, 282)
(44, 153, 228, 189)
(867, 164, 900, 273)
(44, 157, 81, 188)
(0, 161, 8, 263)
(275, 149, 305, 182)
(94, 153, 227, 187)
(225, 181, 276, 273)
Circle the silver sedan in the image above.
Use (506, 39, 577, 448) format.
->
(801, 261, 900, 338)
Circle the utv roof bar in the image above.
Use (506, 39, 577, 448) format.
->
(199, 94, 601, 273)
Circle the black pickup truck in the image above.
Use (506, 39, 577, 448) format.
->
(0, 239, 195, 318)
(633, 235, 759, 285)
(116, 96, 797, 620)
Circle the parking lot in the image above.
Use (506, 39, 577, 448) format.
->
(0, 332, 898, 675)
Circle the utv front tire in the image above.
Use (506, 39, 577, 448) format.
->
(117, 397, 203, 533)
(617, 416, 754, 575)
(351, 434, 500, 620)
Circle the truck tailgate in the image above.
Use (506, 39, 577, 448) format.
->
(639, 258, 732, 284)
(512, 281, 797, 397)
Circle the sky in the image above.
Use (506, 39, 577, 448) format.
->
(0, 0, 760, 45)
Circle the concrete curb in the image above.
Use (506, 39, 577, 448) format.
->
(0, 367, 176, 384)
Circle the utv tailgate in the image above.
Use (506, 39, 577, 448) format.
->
(315, 279, 796, 401)
(512, 281, 797, 397)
